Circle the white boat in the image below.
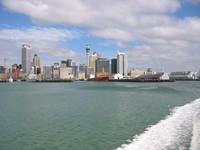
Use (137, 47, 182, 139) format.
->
(26, 73, 37, 82)
(8, 77, 13, 83)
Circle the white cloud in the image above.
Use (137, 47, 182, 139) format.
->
(0, 27, 81, 42)
(1, 0, 180, 26)
(1, 0, 200, 71)
(116, 41, 127, 48)
(2, 0, 199, 44)
(0, 27, 79, 66)
(127, 41, 200, 72)
(0, 39, 77, 66)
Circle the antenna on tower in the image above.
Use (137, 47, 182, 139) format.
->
(86, 43, 90, 66)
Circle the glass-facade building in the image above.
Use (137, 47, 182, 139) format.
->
(111, 58, 117, 74)
(95, 58, 110, 73)
(21, 44, 31, 74)
(117, 52, 127, 76)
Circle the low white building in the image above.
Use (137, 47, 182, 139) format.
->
(111, 73, 123, 79)
(130, 69, 145, 78)
(136, 72, 170, 80)
(159, 73, 170, 80)
(169, 71, 197, 80)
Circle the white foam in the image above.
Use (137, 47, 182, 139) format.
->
(116, 98, 200, 150)
(190, 111, 200, 150)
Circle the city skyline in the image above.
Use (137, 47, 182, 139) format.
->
(0, 0, 200, 72)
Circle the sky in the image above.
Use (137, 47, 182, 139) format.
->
(0, 0, 200, 72)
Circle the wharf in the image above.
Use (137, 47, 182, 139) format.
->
(108, 79, 175, 82)
(35, 79, 73, 82)
(0, 80, 9, 82)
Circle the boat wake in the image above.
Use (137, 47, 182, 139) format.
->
(116, 98, 200, 150)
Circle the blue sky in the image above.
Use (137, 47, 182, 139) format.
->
(0, 0, 200, 72)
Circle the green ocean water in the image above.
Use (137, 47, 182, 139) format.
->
(0, 81, 200, 150)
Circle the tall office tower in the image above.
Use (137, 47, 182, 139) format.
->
(61, 61, 67, 67)
(86, 44, 90, 66)
(33, 54, 41, 74)
(111, 58, 117, 74)
(21, 44, 31, 74)
(89, 52, 101, 73)
(67, 59, 72, 67)
(117, 52, 127, 76)
(33, 54, 40, 68)
(95, 58, 110, 73)
(53, 63, 60, 79)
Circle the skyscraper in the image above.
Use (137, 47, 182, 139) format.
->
(111, 58, 117, 74)
(53, 63, 60, 79)
(21, 44, 31, 74)
(86, 44, 90, 66)
(67, 59, 72, 67)
(89, 52, 101, 73)
(33, 54, 41, 74)
(117, 52, 127, 76)
(33, 54, 40, 68)
(95, 58, 110, 73)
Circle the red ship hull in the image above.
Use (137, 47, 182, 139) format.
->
(88, 76, 109, 81)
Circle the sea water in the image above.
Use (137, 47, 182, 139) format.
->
(0, 81, 199, 150)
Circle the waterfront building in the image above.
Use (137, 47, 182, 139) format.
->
(60, 66, 73, 79)
(136, 72, 170, 81)
(85, 66, 94, 78)
(159, 73, 170, 80)
(130, 69, 145, 78)
(79, 64, 86, 80)
(71, 66, 79, 79)
(0, 73, 7, 80)
(79, 64, 86, 72)
(21, 44, 31, 74)
(145, 68, 156, 75)
(33, 54, 41, 74)
(89, 52, 101, 73)
(111, 58, 117, 74)
(43, 66, 52, 80)
(18, 73, 27, 81)
(95, 58, 110, 73)
(53, 63, 60, 79)
(117, 52, 127, 77)
(78, 72, 85, 80)
(109, 73, 123, 79)
(169, 71, 197, 80)
(86, 44, 90, 66)
(11, 64, 20, 79)
(0, 66, 6, 74)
